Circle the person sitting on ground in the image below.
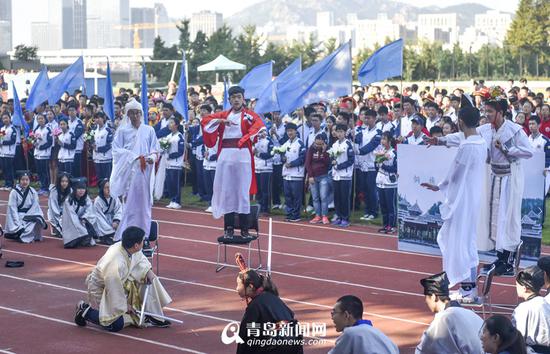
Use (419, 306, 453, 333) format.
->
(511, 265, 550, 353)
(328, 295, 398, 354)
(92, 179, 122, 246)
(75, 226, 172, 332)
(416, 272, 484, 354)
(47, 172, 72, 237)
(4, 170, 47, 243)
(235, 253, 303, 354)
(480, 315, 527, 354)
(61, 177, 96, 248)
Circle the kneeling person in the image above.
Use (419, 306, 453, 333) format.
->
(4, 170, 48, 243)
(75, 226, 172, 331)
(62, 178, 96, 248)
(92, 179, 122, 246)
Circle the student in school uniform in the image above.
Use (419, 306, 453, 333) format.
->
(0, 112, 17, 190)
(165, 117, 185, 209)
(374, 132, 398, 233)
(33, 113, 53, 195)
(254, 128, 274, 214)
(203, 140, 218, 213)
(281, 123, 306, 222)
(92, 112, 114, 181)
(56, 117, 77, 175)
(329, 124, 355, 228)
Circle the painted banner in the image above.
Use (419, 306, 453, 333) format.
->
(397, 144, 544, 263)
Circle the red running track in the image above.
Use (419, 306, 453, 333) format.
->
(0, 192, 546, 354)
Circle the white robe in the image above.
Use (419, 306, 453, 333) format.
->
(86, 242, 172, 327)
(109, 123, 159, 240)
(61, 196, 96, 247)
(92, 196, 123, 238)
(441, 122, 533, 252)
(5, 186, 46, 243)
(416, 305, 484, 354)
(328, 324, 399, 354)
(437, 135, 487, 286)
(205, 112, 252, 219)
(47, 186, 70, 233)
(512, 295, 550, 350)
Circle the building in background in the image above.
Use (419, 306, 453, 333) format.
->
(87, 0, 130, 48)
(155, 2, 179, 46)
(190, 11, 222, 40)
(130, 7, 155, 49)
(474, 10, 512, 46)
(31, 0, 87, 50)
(0, 0, 12, 55)
(417, 13, 459, 49)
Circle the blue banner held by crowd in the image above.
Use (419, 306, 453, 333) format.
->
(358, 39, 403, 86)
(26, 66, 49, 112)
(11, 81, 30, 137)
(173, 52, 189, 121)
(47, 56, 85, 105)
(103, 60, 115, 121)
(238, 61, 273, 100)
(141, 62, 148, 124)
(277, 41, 352, 115)
(254, 57, 302, 114)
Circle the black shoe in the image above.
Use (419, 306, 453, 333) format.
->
(143, 239, 151, 249)
(241, 229, 252, 238)
(144, 315, 171, 328)
(493, 262, 514, 276)
(98, 236, 114, 246)
(75, 301, 90, 327)
(223, 228, 234, 239)
(482, 258, 502, 272)
(378, 227, 387, 233)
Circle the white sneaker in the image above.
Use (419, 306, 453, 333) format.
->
(360, 214, 375, 221)
(328, 202, 334, 209)
(271, 204, 281, 210)
(306, 205, 314, 213)
(205, 206, 213, 213)
(166, 202, 175, 209)
(450, 287, 478, 303)
(172, 203, 182, 209)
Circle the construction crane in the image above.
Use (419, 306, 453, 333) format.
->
(114, 22, 179, 49)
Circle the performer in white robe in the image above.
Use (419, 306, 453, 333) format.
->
(434, 99, 533, 275)
(416, 272, 484, 354)
(75, 226, 172, 331)
(421, 107, 487, 299)
(93, 179, 122, 246)
(110, 98, 159, 242)
(201, 86, 264, 238)
(47, 172, 72, 237)
(512, 265, 550, 353)
(62, 178, 96, 248)
(4, 171, 47, 243)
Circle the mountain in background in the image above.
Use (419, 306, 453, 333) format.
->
(226, 0, 492, 34)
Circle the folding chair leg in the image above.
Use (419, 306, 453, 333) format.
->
(216, 243, 227, 273)
(256, 238, 262, 270)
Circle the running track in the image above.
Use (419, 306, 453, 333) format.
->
(0, 191, 545, 354)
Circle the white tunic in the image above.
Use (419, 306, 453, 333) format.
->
(441, 122, 533, 252)
(61, 195, 96, 246)
(512, 295, 550, 349)
(437, 135, 487, 286)
(207, 111, 251, 219)
(92, 196, 123, 237)
(110, 123, 159, 240)
(329, 324, 399, 354)
(416, 305, 484, 354)
(5, 186, 46, 243)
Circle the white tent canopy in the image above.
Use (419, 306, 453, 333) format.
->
(197, 55, 246, 72)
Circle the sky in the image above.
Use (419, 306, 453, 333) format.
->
(11, 0, 520, 47)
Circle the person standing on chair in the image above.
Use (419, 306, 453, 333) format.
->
(431, 98, 533, 276)
(201, 86, 264, 238)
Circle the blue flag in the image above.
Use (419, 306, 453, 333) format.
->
(173, 52, 189, 121)
(26, 66, 49, 112)
(48, 56, 85, 105)
(223, 78, 230, 110)
(104, 60, 115, 121)
(238, 61, 273, 100)
(254, 57, 301, 114)
(11, 81, 30, 137)
(358, 39, 403, 86)
(277, 42, 352, 115)
(141, 62, 148, 124)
